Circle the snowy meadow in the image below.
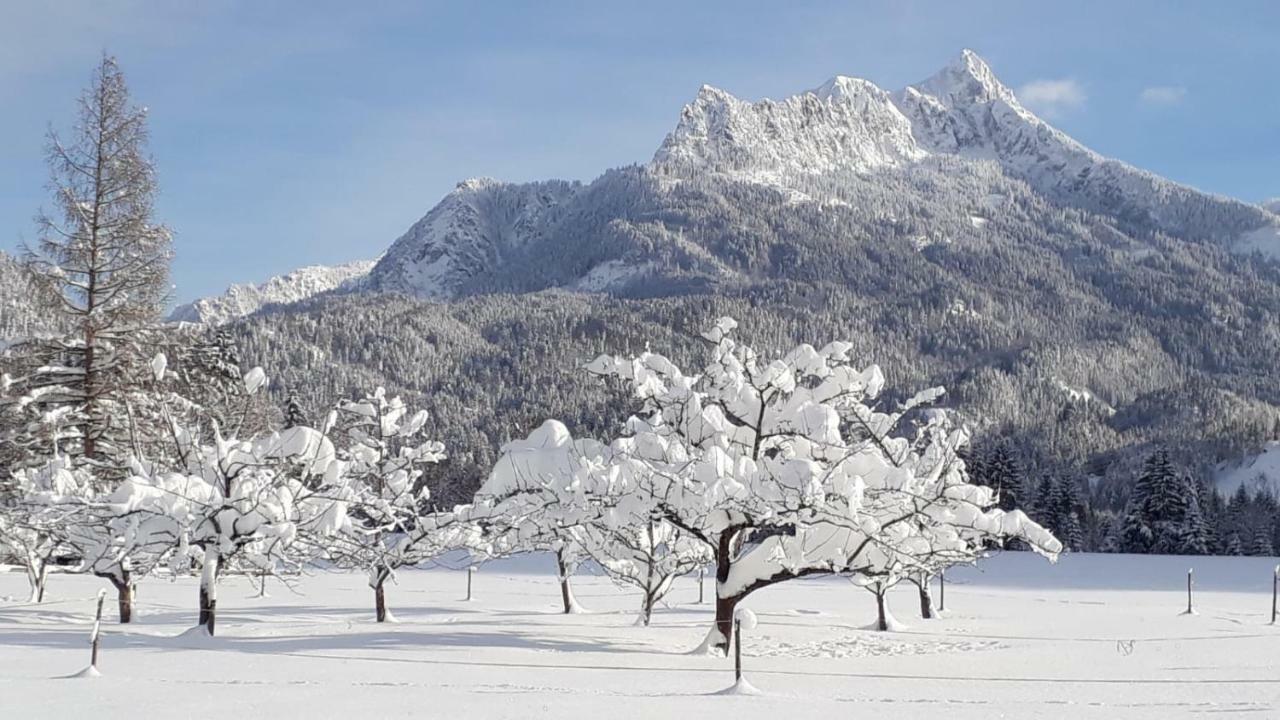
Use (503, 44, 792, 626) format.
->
(3, 552, 1279, 719)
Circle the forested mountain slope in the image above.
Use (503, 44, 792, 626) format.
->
(176, 52, 1280, 511)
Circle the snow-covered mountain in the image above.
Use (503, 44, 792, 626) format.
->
(1264, 198, 1280, 214)
(179, 50, 1280, 310)
(654, 49, 1279, 256)
(364, 178, 581, 299)
(169, 259, 375, 326)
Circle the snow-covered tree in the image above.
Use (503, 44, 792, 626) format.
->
(1121, 449, 1196, 554)
(477, 418, 712, 624)
(326, 387, 448, 622)
(1, 451, 179, 619)
(587, 317, 1061, 654)
(0, 456, 94, 602)
(119, 369, 350, 635)
(472, 420, 603, 614)
(16, 55, 171, 472)
(1179, 476, 1210, 555)
(580, 509, 711, 626)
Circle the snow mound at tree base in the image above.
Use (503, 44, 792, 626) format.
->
(861, 607, 909, 632)
(61, 665, 102, 679)
(169, 625, 221, 648)
(712, 676, 762, 696)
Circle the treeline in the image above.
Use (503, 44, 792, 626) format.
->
(968, 442, 1280, 555)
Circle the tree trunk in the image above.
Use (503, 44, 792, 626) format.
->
(875, 588, 888, 631)
(715, 592, 742, 648)
(198, 548, 218, 635)
(917, 577, 935, 620)
(641, 591, 654, 627)
(25, 556, 48, 603)
(555, 550, 576, 614)
(374, 579, 387, 623)
(708, 530, 739, 655)
(83, 333, 97, 461)
(112, 573, 134, 624)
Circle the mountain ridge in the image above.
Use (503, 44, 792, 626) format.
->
(177, 50, 1279, 318)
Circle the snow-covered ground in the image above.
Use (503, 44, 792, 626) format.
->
(2, 552, 1279, 718)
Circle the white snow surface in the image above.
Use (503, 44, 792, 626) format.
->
(169, 259, 375, 325)
(5, 551, 1280, 718)
(1215, 440, 1280, 496)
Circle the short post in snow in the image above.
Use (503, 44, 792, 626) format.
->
(939, 570, 946, 612)
(1181, 568, 1195, 615)
(1271, 565, 1278, 625)
(733, 618, 742, 682)
(90, 589, 107, 670)
(466, 566, 474, 602)
(698, 567, 706, 604)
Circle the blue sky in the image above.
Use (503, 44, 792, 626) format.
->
(2, 1, 1278, 302)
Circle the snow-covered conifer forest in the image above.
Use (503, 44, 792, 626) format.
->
(3, 40, 1280, 719)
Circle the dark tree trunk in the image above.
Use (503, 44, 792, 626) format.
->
(874, 588, 888, 631)
(641, 592, 654, 627)
(198, 584, 215, 635)
(112, 574, 134, 624)
(710, 530, 739, 654)
(713, 592, 741, 653)
(917, 577, 935, 620)
(555, 550, 578, 614)
(374, 579, 387, 623)
(198, 548, 218, 636)
(83, 336, 97, 460)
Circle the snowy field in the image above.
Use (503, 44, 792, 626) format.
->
(3, 552, 1279, 719)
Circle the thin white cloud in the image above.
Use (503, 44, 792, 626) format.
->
(1017, 78, 1086, 118)
(1139, 85, 1188, 106)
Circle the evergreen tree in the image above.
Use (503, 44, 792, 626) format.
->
(283, 388, 307, 429)
(983, 444, 1024, 512)
(1252, 529, 1275, 557)
(1033, 475, 1060, 533)
(1050, 476, 1084, 551)
(1178, 475, 1209, 555)
(1198, 480, 1223, 553)
(1225, 532, 1244, 556)
(6, 55, 171, 473)
(1120, 449, 1189, 554)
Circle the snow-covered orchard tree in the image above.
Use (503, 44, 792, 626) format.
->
(578, 505, 712, 626)
(327, 387, 448, 622)
(58, 465, 181, 622)
(180, 425, 347, 635)
(587, 317, 1062, 654)
(472, 420, 609, 614)
(125, 370, 351, 636)
(0, 455, 96, 602)
(16, 55, 171, 472)
(477, 419, 711, 624)
(4, 452, 181, 620)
